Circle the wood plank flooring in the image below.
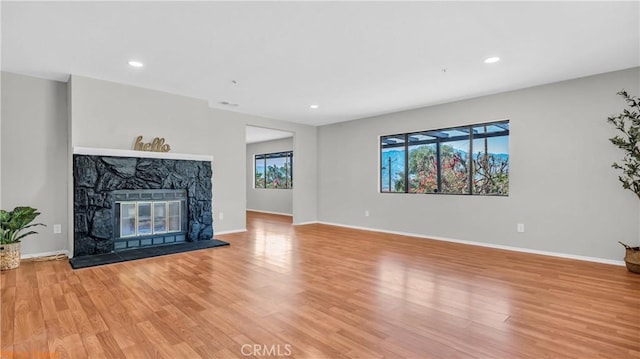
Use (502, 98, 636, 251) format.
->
(1, 211, 639, 358)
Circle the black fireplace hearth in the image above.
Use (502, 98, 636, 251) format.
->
(69, 239, 229, 269)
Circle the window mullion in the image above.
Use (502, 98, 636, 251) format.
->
(468, 126, 473, 194)
(436, 140, 442, 193)
(404, 133, 409, 193)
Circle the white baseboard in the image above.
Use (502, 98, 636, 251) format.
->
(293, 220, 319, 226)
(21, 249, 70, 260)
(247, 209, 293, 217)
(316, 221, 626, 267)
(215, 228, 247, 235)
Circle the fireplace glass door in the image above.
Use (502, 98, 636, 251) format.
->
(118, 200, 182, 238)
(168, 201, 181, 232)
(153, 202, 167, 233)
(113, 189, 187, 251)
(138, 202, 152, 235)
(121, 203, 137, 237)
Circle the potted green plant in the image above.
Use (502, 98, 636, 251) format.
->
(608, 90, 640, 273)
(0, 206, 45, 270)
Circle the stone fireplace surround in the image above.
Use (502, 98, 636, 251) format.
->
(72, 148, 214, 258)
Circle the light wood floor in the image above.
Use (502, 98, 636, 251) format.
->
(1, 211, 639, 358)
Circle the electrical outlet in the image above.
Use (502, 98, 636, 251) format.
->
(219, 212, 224, 220)
(365, 210, 370, 217)
(517, 223, 525, 233)
(53, 224, 62, 234)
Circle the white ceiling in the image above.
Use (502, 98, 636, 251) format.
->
(2, 2, 639, 126)
(246, 126, 293, 144)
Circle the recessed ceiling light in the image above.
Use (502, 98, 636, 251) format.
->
(310, 105, 319, 109)
(128, 60, 144, 68)
(484, 57, 500, 64)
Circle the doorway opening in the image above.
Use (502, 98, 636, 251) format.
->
(245, 126, 295, 218)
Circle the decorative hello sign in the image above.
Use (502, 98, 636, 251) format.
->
(133, 136, 172, 152)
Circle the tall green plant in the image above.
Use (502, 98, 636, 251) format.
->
(608, 90, 640, 200)
(0, 206, 45, 244)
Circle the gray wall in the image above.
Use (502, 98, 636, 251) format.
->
(4, 68, 637, 262)
(318, 67, 640, 262)
(68, 75, 317, 244)
(246, 137, 294, 215)
(1, 72, 69, 256)
(1, 73, 317, 256)
(0, 72, 3, 210)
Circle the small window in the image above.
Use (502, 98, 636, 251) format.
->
(255, 151, 293, 189)
(380, 120, 509, 196)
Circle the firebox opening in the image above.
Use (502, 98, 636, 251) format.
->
(113, 189, 187, 251)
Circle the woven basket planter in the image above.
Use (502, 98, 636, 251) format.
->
(0, 242, 21, 271)
(619, 242, 640, 274)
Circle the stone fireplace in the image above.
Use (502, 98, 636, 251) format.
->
(73, 150, 213, 258)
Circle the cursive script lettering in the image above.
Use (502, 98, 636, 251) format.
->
(134, 136, 171, 152)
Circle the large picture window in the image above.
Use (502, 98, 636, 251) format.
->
(381, 120, 509, 195)
(255, 151, 293, 189)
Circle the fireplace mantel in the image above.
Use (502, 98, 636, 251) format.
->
(73, 147, 213, 162)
